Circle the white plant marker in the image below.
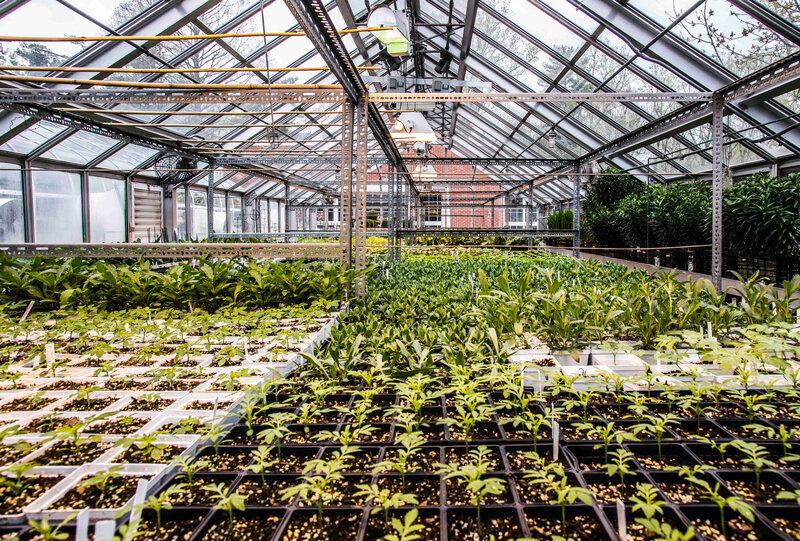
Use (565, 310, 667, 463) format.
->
(213, 396, 219, 418)
(707, 322, 713, 338)
(732, 297, 737, 306)
(94, 520, 116, 541)
(796, 308, 799, 325)
(75, 508, 90, 541)
(19, 301, 34, 323)
(243, 337, 249, 361)
(45, 342, 55, 370)
(616, 499, 627, 541)
(130, 478, 149, 525)
(552, 420, 560, 459)
(699, 327, 703, 339)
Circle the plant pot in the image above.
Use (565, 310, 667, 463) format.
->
(447, 506, 525, 540)
(276, 509, 363, 541)
(717, 470, 798, 504)
(678, 503, 783, 541)
(524, 504, 614, 540)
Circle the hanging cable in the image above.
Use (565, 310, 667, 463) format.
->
(259, 0, 277, 148)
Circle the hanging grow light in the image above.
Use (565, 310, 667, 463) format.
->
(367, 6, 409, 57)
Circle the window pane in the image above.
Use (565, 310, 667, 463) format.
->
(176, 189, 187, 241)
(270, 200, 280, 232)
(229, 197, 243, 233)
(32, 170, 82, 243)
(213, 193, 227, 234)
(89, 176, 125, 243)
(190, 190, 208, 240)
(0, 165, 24, 243)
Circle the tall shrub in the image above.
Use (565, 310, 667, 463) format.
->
(547, 209, 574, 230)
(722, 173, 800, 259)
(582, 169, 644, 246)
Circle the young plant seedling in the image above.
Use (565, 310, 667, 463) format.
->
(204, 482, 245, 528)
(437, 445, 506, 537)
(353, 484, 419, 530)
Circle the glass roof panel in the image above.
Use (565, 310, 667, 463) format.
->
(97, 145, 158, 171)
(42, 130, 119, 164)
(0, 121, 68, 155)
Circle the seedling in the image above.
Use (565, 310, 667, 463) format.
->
(373, 431, 426, 490)
(603, 449, 635, 494)
(204, 482, 245, 528)
(632, 414, 680, 461)
(437, 445, 506, 536)
(173, 456, 210, 485)
(79, 466, 123, 500)
(281, 451, 349, 522)
(354, 484, 419, 528)
(126, 483, 186, 530)
(257, 412, 296, 458)
(0, 461, 38, 496)
(246, 446, 279, 485)
(525, 459, 593, 535)
(27, 514, 76, 541)
(731, 440, 776, 491)
(688, 477, 754, 537)
(384, 509, 426, 541)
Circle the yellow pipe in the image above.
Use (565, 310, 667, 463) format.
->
(0, 28, 389, 42)
(0, 74, 342, 90)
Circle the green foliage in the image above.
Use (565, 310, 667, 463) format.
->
(723, 172, 800, 259)
(0, 255, 367, 312)
(547, 209, 574, 230)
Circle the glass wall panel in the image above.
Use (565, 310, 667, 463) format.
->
(213, 193, 227, 234)
(190, 190, 208, 240)
(259, 199, 269, 233)
(230, 197, 243, 233)
(0, 165, 24, 243)
(89, 176, 125, 243)
(32, 170, 82, 243)
(176, 189, 188, 241)
(270, 200, 279, 232)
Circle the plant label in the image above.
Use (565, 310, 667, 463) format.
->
(213, 396, 219, 418)
(94, 520, 116, 541)
(75, 508, 89, 541)
(243, 337, 249, 361)
(130, 478, 149, 524)
(19, 301, 34, 323)
(552, 420, 560, 459)
(707, 322, 712, 338)
(796, 309, 799, 325)
(45, 342, 55, 369)
(616, 498, 627, 541)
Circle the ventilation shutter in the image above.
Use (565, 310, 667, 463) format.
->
(130, 183, 162, 242)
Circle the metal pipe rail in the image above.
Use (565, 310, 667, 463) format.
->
(396, 228, 577, 238)
(0, 243, 339, 259)
(210, 231, 389, 239)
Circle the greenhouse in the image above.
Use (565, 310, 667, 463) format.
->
(0, 0, 799, 539)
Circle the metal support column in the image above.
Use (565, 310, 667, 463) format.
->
(284, 183, 290, 242)
(388, 163, 396, 262)
(711, 92, 724, 293)
(572, 171, 581, 258)
(527, 181, 534, 247)
(207, 168, 214, 240)
(339, 100, 354, 271)
(80, 171, 90, 242)
(354, 97, 369, 298)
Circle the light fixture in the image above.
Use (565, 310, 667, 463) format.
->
(434, 51, 452, 74)
(389, 112, 437, 143)
(547, 129, 557, 148)
(367, 6, 409, 57)
(413, 164, 437, 180)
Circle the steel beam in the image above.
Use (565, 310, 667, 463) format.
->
(572, 171, 580, 258)
(339, 101, 353, 270)
(354, 98, 368, 298)
(0, 242, 339, 259)
(371, 92, 711, 102)
(711, 93, 724, 293)
(282, 0, 416, 193)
